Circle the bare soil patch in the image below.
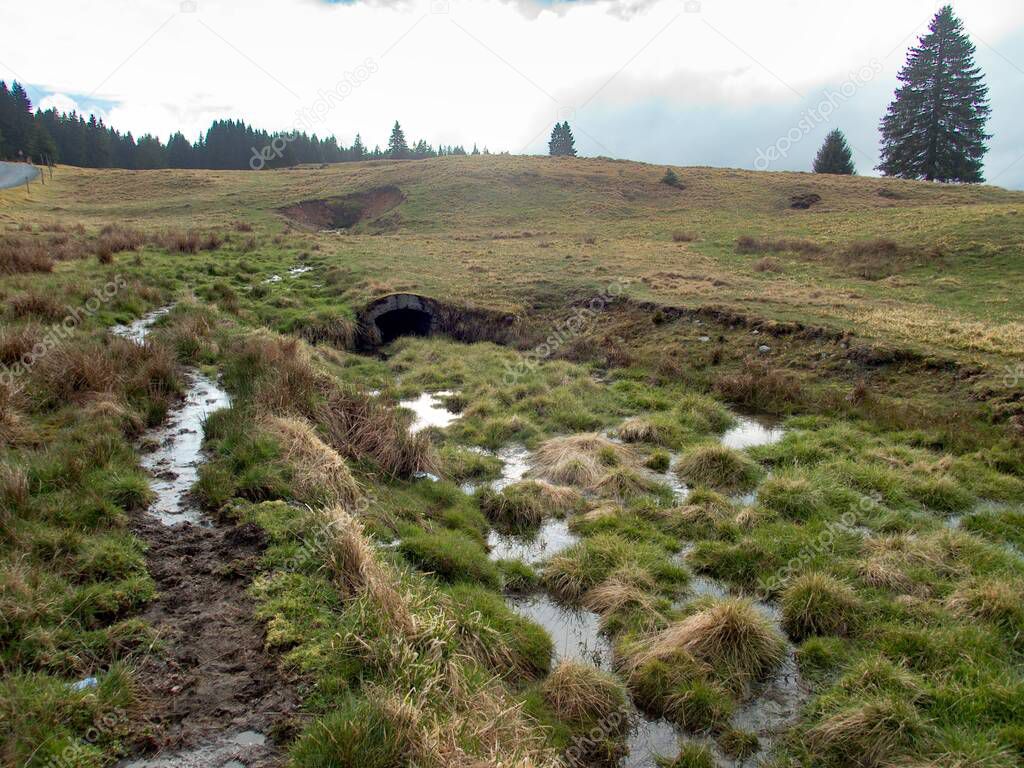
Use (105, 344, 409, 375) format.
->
(125, 514, 298, 762)
(279, 185, 405, 230)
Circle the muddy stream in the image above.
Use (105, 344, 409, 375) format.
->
(112, 309, 294, 768)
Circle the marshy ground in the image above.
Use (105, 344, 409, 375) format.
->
(1, 156, 1023, 768)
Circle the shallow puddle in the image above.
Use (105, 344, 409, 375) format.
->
(509, 593, 613, 669)
(721, 416, 785, 451)
(119, 730, 270, 768)
(462, 443, 531, 495)
(492, 443, 531, 489)
(488, 518, 578, 564)
(113, 308, 230, 526)
(624, 719, 681, 768)
(140, 373, 230, 525)
(112, 305, 172, 344)
(399, 390, 458, 433)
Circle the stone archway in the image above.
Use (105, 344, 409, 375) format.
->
(359, 293, 441, 345)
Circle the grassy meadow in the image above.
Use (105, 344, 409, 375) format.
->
(1, 156, 1023, 767)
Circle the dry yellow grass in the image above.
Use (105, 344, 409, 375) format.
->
(631, 597, 786, 693)
(529, 433, 633, 488)
(262, 415, 362, 507)
(309, 503, 559, 768)
(4, 155, 1023, 370)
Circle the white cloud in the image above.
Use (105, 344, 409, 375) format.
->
(38, 92, 81, 115)
(3, 0, 1023, 185)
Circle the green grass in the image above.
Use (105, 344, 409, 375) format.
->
(674, 444, 762, 493)
(543, 533, 688, 603)
(398, 525, 501, 588)
(4, 156, 1024, 768)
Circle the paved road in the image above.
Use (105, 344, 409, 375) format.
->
(0, 161, 40, 190)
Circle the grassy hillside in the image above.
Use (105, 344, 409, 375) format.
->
(3, 156, 1023, 362)
(2, 157, 1023, 768)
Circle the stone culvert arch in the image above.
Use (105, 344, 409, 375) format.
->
(356, 293, 522, 349)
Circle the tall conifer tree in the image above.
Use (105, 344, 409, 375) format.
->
(813, 129, 855, 175)
(878, 5, 990, 182)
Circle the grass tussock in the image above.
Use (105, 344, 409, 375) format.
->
(592, 467, 667, 501)
(95, 225, 145, 262)
(752, 256, 783, 273)
(297, 316, 358, 349)
(528, 436, 630, 489)
(736, 236, 824, 255)
(581, 565, 661, 622)
(807, 698, 927, 768)
(713, 359, 804, 413)
(319, 387, 436, 478)
(615, 416, 661, 443)
(945, 577, 1024, 641)
(7, 291, 65, 322)
(838, 239, 940, 280)
(541, 660, 630, 726)
(225, 331, 434, 477)
(399, 526, 501, 588)
(780, 572, 862, 641)
(543, 533, 687, 602)
(159, 229, 224, 254)
(315, 504, 415, 634)
(30, 336, 179, 413)
(674, 444, 762, 492)
(0, 324, 41, 366)
(262, 415, 362, 507)
(634, 597, 786, 693)
(530, 433, 632, 487)
(478, 480, 580, 530)
(0, 234, 54, 275)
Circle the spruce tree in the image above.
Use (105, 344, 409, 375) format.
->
(548, 121, 578, 157)
(547, 123, 563, 156)
(813, 129, 855, 175)
(388, 121, 408, 159)
(561, 121, 576, 157)
(878, 5, 990, 182)
(352, 133, 365, 159)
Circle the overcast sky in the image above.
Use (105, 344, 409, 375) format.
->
(3, 0, 1023, 187)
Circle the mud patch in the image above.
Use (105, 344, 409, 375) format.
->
(124, 518, 298, 762)
(789, 193, 821, 209)
(279, 185, 405, 230)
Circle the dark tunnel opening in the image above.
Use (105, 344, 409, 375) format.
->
(374, 308, 433, 343)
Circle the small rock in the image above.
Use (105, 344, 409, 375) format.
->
(758, 345, 771, 354)
(72, 677, 98, 691)
(698, 336, 711, 343)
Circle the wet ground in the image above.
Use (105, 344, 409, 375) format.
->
(488, 518, 577, 564)
(720, 416, 785, 451)
(399, 390, 459, 432)
(467, 409, 797, 767)
(112, 309, 293, 768)
(120, 731, 273, 768)
(138, 373, 230, 525)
